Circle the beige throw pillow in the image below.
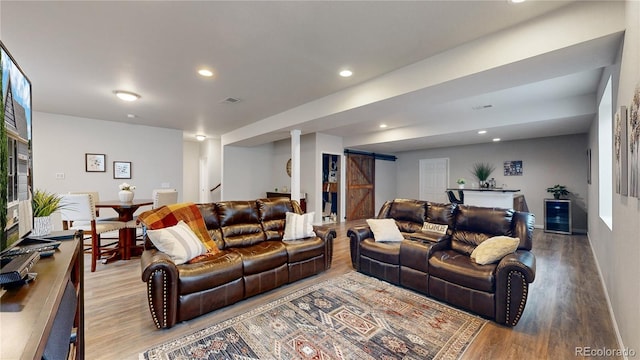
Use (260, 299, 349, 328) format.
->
(421, 222, 448, 235)
(283, 212, 316, 240)
(471, 236, 520, 265)
(146, 220, 207, 265)
(367, 218, 404, 242)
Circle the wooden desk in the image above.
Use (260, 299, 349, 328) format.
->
(0, 233, 84, 360)
(95, 199, 153, 260)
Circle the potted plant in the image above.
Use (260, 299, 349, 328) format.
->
(546, 184, 569, 199)
(471, 162, 495, 187)
(32, 189, 64, 236)
(456, 178, 466, 189)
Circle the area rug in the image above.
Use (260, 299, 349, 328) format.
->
(140, 272, 486, 360)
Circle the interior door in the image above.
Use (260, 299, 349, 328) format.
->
(419, 158, 449, 203)
(346, 153, 375, 220)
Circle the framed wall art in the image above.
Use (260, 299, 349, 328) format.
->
(113, 161, 132, 179)
(629, 84, 640, 198)
(85, 153, 106, 172)
(614, 106, 628, 195)
(503, 160, 523, 176)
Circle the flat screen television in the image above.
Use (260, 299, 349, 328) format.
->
(0, 40, 33, 256)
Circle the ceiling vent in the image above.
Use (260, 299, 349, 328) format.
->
(221, 97, 241, 104)
(472, 104, 493, 110)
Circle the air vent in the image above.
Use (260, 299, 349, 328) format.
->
(472, 104, 493, 110)
(221, 97, 241, 104)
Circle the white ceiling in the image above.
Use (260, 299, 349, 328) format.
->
(0, 1, 623, 153)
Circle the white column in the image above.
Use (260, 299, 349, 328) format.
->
(290, 129, 301, 203)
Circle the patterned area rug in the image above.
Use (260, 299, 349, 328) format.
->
(140, 272, 486, 360)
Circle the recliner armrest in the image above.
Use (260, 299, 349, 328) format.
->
(496, 250, 536, 283)
(347, 225, 373, 269)
(140, 249, 179, 329)
(313, 226, 336, 269)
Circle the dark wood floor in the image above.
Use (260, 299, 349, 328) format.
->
(84, 221, 621, 359)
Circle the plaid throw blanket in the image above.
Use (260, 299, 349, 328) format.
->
(138, 202, 219, 254)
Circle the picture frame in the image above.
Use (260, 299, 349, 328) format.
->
(113, 161, 132, 179)
(503, 160, 523, 176)
(614, 106, 628, 195)
(85, 153, 106, 172)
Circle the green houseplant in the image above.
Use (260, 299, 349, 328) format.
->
(471, 162, 495, 187)
(32, 189, 64, 236)
(546, 184, 569, 199)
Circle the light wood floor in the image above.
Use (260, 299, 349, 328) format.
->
(84, 221, 621, 359)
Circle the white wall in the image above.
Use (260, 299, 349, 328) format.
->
(375, 159, 397, 213)
(183, 140, 199, 202)
(221, 143, 274, 201)
(588, 0, 640, 353)
(201, 138, 222, 203)
(33, 112, 183, 218)
(395, 134, 588, 231)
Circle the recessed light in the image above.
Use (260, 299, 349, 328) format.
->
(127, 114, 136, 118)
(379, 124, 388, 128)
(198, 69, 213, 77)
(339, 70, 353, 77)
(478, 130, 487, 134)
(510, 0, 526, 3)
(114, 90, 140, 102)
(493, 138, 501, 142)
(196, 135, 206, 141)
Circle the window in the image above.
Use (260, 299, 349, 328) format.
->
(598, 76, 613, 229)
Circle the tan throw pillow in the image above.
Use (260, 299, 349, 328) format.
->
(421, 222, 448, 235)
(283, 212, 316, 240)
(146, 220, 207, 265)
(367, 218, 404, 242)
(471, 236, 520, 265)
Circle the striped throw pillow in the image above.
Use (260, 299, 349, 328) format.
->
(146, 220, 207, 264)
(283, 212, 316, 240)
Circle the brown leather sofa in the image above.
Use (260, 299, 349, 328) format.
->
(141, 198, 335, 329)
(348, 198, 535, 326)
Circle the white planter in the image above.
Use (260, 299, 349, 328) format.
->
(119, 190, 134, 203)
(32, 216, 53, 236)
(458, 184, 465, 189)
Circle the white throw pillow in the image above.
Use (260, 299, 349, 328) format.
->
(367, 218, 404, 242)
(421, 222, 448, 235)
(146, 220, 207, 265)
(283, 212, 316, 240)
(471, 236, 520, 265)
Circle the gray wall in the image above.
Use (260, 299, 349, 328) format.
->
(394, 134, 588, 231)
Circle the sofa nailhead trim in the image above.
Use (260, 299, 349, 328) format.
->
(506, 270, 528, 326)
(147, 269, 167, 329)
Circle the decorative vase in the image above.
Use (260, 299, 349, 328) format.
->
(32, 215, 53, 236)
(119, 190, 134, 202)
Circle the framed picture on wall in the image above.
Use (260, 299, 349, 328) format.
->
(614, 106, 628, 195)
(113, 161, 132, 179)
(85, 153, 106, 172)
(503, 160, 523, 176)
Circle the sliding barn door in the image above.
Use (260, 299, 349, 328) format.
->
(346, 153, 375, 220)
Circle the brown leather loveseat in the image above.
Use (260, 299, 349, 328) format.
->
(141, 198, 335, 329)
(348, 198, 535, 326)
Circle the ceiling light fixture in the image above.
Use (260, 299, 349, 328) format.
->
(493, 138, 501, 142)
(114, 90, 140, 102)
(379, 124, 388, 128)
(127, 114, 136, 118)
(510, 0, 526, 3)
(478, 130, 487, 134)
(196, 135, 206, 141)
(198, 69, 213, 77)
(339, 70, 353, 77)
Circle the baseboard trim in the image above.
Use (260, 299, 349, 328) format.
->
(586, 231, 627, 358)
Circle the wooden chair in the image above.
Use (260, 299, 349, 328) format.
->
(60, 194, 126, 272)
(126, 189, 179, 237)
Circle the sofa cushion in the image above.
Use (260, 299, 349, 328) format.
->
(146, 221, 207, 265)
(196, 203, 225, 250)
(388, 199, 427, 233)
(360, 238, 401, 265)
(139, 202, 220, 253)
(282, 237, 325, 263)
(471, 236, 519, 265)
(426, 202, 457, 230)
(257, 198, 294, 241)
(429, 249, 495, 292)
(367, 218, 404, 242)
(177, 251, 243, 295)
(231, 241, 288, 275)
(283, 212, 316, 240)
(217, 201, 265, 248)
(451, 205, 514, 255)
